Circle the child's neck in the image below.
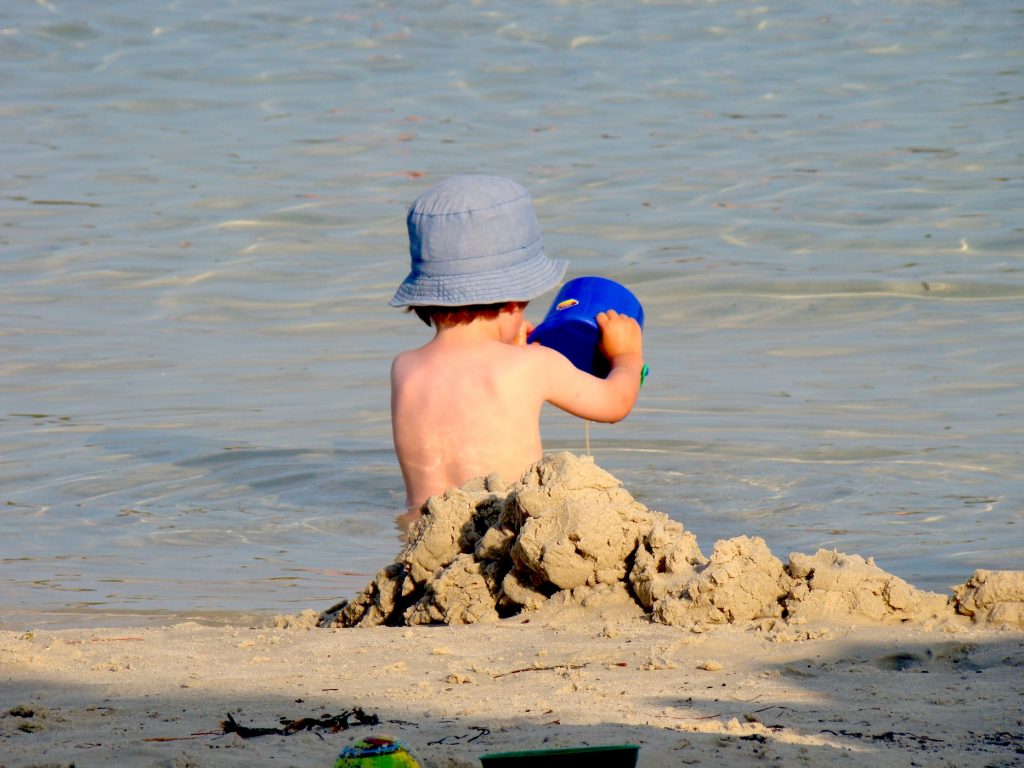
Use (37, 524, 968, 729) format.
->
(433, 316, 508, 345)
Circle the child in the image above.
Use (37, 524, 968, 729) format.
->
(390, 175, 644, 511)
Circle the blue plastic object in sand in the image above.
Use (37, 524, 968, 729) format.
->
(528, 276, 645, 379)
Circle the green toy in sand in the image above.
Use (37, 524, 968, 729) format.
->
(334, 735, 422, 767)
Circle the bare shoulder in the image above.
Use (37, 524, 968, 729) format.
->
(507, 340, 573, 372)
(391, 348, 412, 376)
(530, 340, 579, 367)
(391, 345, 430, 385)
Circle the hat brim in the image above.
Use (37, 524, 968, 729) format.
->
(389, 251, 568, 307)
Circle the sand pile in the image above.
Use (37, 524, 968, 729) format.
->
(321, 453, 1024, 631)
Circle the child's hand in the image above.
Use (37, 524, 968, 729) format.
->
(597, 309, 643, 361)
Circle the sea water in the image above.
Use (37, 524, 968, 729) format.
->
(1, 0, 1021, 628)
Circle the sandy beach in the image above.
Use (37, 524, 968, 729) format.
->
(3, 614, 1023, 767)
(4, 455, 1022, 767)
(4, 2, 1022, 766)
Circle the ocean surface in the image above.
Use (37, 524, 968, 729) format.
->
(2, 0, 1021, 629)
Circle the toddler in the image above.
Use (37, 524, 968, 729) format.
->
(390, 175, 644, 510)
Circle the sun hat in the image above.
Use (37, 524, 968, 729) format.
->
(389, 175, 568, 307)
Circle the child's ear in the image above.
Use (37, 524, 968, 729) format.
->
(514, 319, 535, 346)
(409, 306, 433, 327)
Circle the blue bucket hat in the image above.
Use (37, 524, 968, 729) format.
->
(389, 175, 568, 307)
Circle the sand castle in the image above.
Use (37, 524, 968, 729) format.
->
(322, 453, 1024, 632)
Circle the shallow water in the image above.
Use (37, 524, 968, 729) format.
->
(2, 0, 1021, 628)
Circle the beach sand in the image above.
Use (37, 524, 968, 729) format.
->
(3, 617, 1023, 767)
(4, 454, 1022, 767)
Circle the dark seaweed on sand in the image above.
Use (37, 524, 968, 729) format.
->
(221, 708, 379, 738)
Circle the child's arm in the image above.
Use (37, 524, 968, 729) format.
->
(540, 309, 644, 423)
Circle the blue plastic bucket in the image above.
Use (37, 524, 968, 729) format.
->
(527, 276, 644, 378)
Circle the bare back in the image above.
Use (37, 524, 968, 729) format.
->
(391, 307, 643, 510)
(392, 338, 547, 508)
